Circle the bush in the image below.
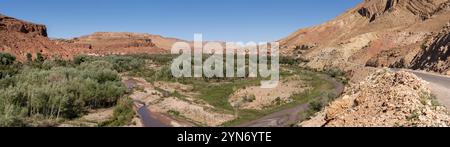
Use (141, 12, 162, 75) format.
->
(73, 55, 145, 73)
(26, 53, 33, 63)
(36, 53, 45, 63)
(309, 100, 324, 112)
(280, 56, 299, 65)
(325, 68, 345, 78)
(0, 52, 16, 65)
(73, 55, 90, 65)
(101, 98, 135, 127)
(0, 61, 127, 124)
(0, 104, 26, 127)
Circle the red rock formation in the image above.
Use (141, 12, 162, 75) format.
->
(0, 14, 184, 61)
(0, 14, 73, 61)
(0, 14, 47, 37)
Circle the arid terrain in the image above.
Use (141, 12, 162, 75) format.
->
(1, 0, 450, 127)
(280, 0, 450, 77)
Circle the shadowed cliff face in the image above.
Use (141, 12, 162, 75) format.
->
(411, 24, 450, 73)
(280, 0, 450, 75)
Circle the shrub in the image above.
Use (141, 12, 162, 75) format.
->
(309, 99, 324, 112)
(0, 52, 16, 65)
(73, 55, 90, 65)
(26, 53, 33, 63)
(280, 56, 299, 65)
(0, 61, 127, 124)
(325, 68, 345, 78)
(101, 97, 135, 127)
(36, 53, 45, 63)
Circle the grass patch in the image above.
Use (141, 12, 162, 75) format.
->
(222, 71, 338, 126)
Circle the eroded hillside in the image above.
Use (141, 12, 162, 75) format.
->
(280, 0, 450, 76)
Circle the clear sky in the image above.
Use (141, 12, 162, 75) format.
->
(0, 0, 362, 42)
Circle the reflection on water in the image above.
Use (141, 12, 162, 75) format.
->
(137, 106, 169, 127)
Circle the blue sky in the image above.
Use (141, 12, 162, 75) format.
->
(0, 0, 362, 42)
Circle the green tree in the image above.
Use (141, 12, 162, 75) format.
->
(0, 52, 16, 65)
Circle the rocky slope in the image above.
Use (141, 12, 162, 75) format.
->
(280, 0, 450, 76)
(0, 14, 73, 61)
(0, 14, 47, 37)
(410, 23, 450, 73)
(300, 70, 450, 127)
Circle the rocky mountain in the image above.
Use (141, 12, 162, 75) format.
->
(280, 0, 450, 76)
(0, 14, 72, 61)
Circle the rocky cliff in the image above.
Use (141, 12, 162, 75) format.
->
(0, 14, 73, 61)
(0, 14, 47, 37)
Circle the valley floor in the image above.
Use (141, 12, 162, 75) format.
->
(123, 65, 343, 127)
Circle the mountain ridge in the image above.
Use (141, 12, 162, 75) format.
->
(280, 0, 450, 77)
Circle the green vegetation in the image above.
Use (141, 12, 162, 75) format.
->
(113, 54, 341, 126)
(420, 92, 440, 107)
(279, 56, 300, 66)
(168, 110, 181, 117)
(73, 55, 146, 73)
(196, 79, 261, 111)
(0, 52, 16, 65)
(324, 67, 345, 78)
(36, 53, 45, 63)
(407, 109, 420, 121)
(0, 52, 131, 127)
(0, 53, 19, 80)
(223, 68, 339, 126)
(0, 52, 343, 127)
(100, 97, 135, 127)
(26, 53, 33, 63)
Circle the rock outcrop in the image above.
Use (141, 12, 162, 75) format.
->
(358, 0, 448, 21)
(280, 0, 450, 76)
(411, 23, 450, 73)
(0, 14, 74, 61)
(0, 14, 47, 37)
(300, 71, 450, 127)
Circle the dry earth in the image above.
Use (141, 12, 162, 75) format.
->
(300, 71, 450, 127)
